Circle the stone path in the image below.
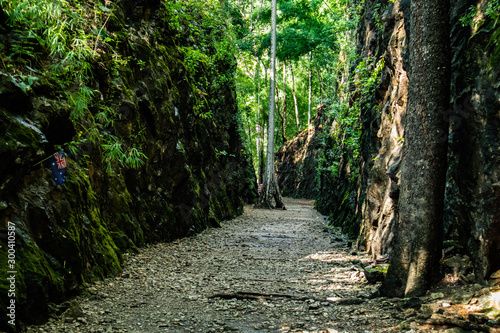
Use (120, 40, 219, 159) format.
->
(27, 198, 495, 333)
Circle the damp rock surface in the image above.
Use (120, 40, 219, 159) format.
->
(26, 198, 500, 333)
(26, 199, 392, 333)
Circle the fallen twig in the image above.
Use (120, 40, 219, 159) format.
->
(209, 291, 296, 300)
(229, 277, 301, 283)
(208, 291, 367, 305)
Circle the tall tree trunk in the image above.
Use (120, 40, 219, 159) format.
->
(258, 60, 267, 183)
(262, 60, 268, 88)
(315, 64, 324, 104)
(380, 0, 450, 297)
(257, 0, 285, 209)
(258, 122, 265, 184)
(255, 60, 261, 184)
(308, 51, 312, 126)
(254, 11, 264, 185)
(275, 84, 285, 144)
(275, 63, 282, 142)
(290, 62, 300, 131)
(275, 84, 282, 143)
(281, 61, 287, 143)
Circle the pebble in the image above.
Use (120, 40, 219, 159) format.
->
(24, 199, 496, 333)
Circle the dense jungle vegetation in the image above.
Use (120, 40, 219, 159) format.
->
(1, 0, 500, 330)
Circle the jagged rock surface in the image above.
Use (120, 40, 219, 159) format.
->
(277, 0, 500, 280)
(24, 199, 500, 333)
(0, 1, 256, 330)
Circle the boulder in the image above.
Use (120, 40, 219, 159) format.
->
(363, 264, 389, 283)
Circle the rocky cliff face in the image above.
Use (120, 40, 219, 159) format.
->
(445, 0, 500, 282)
(0, 0, 256, 330)
(277, 109, 329, 200)
(277, 0, 500, 282)
(354, 0, 409, 259)
(277, 107, 362, 239)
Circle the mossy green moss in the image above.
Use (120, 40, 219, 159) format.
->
(4, 224, 68, 323)
(16, 229, 63, 295)
(59, 167, 122, 283)
(105, 177, 145, 248)
(0, 0, 255, 327)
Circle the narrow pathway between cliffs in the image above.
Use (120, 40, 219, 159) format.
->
(28, 198, 402, 333)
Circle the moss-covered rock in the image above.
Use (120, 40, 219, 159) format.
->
(0, 0, 256, 330)
(363, 264, 389, 284)
(277, 0, 500, 288)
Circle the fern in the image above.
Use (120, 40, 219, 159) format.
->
(69, 86, 95, 120)
(102, 137, 148, 173)
(1, 0, 149, 173)
(102, 137, 125, 173)
(460, 5, 478, 27)
(486, 0, 500, 20)
(125, 147, 148, 169)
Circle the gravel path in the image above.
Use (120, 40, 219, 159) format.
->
(26, 198, 403, 333)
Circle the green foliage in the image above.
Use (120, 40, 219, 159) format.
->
(276, 0, 339, 60)
(315, 55, 384, 182)
(8, 74, 39, 94)
(0, 0, 253, 322)
(1, 0, 149, 171)
(353, 56, 385, 112)
(231, 0, 357, 175)
(312, 34, 386, 235)
(125, 147, 148, 169)
(345, 56, 384, 158)
(215, 148, 236, 159)
(2, 0, 94, 111)
(182, 47, 210, 76)
(3, 0, 96, 70)
(102, 136, 148, 174)
(373, 3, 384, 29)
(460, 1, 499, 27)
(460, 5, 479, 27)
(229, 0, 368, 226)
(95, 106, 117, 128)
(160, 0, 237, 120)
(68, 86, 95, 121)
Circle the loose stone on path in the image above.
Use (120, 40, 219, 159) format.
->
(26, 198, 400, 333)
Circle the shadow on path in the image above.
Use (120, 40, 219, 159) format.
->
(27, 198, 399, 333)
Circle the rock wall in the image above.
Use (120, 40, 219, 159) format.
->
(277, 107, 362, 239)
(277, 109, 329, 200)
(0, 0, 256, 330)
(355, 0, 500, 281)
(355, 0, 409, 258)
(445, 0, 500, 282)
(277, 0, 500, 281)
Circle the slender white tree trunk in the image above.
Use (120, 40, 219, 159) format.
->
(380, 0, 450, 298)
(255, 60, 261, 184)
(282, 61, 287, 142)
(308, 51, 312, 126)
(315, 64, 324, 104)
(257, 0, 284, 209)
(291, 62, 300, 131)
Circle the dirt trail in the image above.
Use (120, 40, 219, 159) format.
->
(27, 198, 400, 333)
